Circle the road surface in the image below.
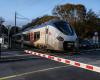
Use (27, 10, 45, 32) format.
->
(0, 50, 100, 80)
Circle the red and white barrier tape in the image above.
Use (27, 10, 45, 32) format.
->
(24, 50, 100, 73)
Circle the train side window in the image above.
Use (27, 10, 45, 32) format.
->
(23, 34, 30, 41)
(34, 31, 40, 41)
(16, 35, 21, 40)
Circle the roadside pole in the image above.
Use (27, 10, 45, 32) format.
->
(92, 32, 99, 49)
(0, 33, 1, 59)
(7, 25, 12, 49)
(0, 38, 3, 59)
(0, 24, 1, 59)
(8, 26, 10, 49)
(21, 33, 24, 49)
(0, 43, 1, 59)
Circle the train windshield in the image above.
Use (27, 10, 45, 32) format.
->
(54, 21, 74, 35)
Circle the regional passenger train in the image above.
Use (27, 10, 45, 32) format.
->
(12, 19, 78, 51)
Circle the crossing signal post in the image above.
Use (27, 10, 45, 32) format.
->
(92, 32, 99, 48)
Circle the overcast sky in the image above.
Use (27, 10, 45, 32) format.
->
(0, 0, 100, 26)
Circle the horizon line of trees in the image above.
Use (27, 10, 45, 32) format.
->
(0, 17, 21, 37)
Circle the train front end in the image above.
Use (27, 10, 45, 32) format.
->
(53, 20, 78, 51)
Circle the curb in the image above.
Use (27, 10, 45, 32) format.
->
(24, 50, 100, 73)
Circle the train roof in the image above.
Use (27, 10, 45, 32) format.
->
(13, 19, 70, 36)
(23, 19, 66, 32)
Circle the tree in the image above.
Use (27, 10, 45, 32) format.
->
(10, 26, 21, 36)
(52, 3, 86, 24)
(0, 17, 8, 37)
(85, 9, 100, 37)
(52, 3, 100, 39)
(0, 17, 5, 25)
(0, 25, 8, 35)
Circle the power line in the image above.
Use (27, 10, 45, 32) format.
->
(16, 12, 31, 21)
(14, 0, 64, 26)
(16, 17, 30, 21)
(35, 0, 64, 17)
(14, 12, 32, 27)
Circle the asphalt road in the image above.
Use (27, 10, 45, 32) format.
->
(38, 49, 100, 67)
(59, 49, 100, 67)
(0, 56, 100, 80)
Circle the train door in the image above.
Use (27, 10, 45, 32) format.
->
(45, 26, 49, 48)
(45, 26, 54, 49)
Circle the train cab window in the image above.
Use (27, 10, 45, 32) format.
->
(34, 31, 40, 41)
(54, 21, 74, 35)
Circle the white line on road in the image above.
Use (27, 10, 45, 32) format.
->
(0, 65, 70, 80)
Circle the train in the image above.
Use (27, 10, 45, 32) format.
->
(12, 19, 78, 51)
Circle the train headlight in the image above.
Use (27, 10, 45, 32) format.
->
(56, 36, 64, 41)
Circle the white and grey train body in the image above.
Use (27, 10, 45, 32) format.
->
(13, 19, 78, 51)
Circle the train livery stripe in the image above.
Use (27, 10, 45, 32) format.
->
(24, 50, 100, 73)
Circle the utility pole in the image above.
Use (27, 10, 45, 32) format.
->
(15, 12, 17, 27)
(14, 12, 31, 49)
(14, 12, 17, 48)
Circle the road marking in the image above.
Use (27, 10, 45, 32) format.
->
(0, 65, 70, 80)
